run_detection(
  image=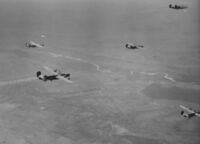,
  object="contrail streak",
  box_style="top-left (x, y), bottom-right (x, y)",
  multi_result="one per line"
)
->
top-left (140, 71), bottom-right (175, 82)
top-left (163, 73), bottom-right (175, 82)
top-left (48, 52), bottom-right (114, 74)
top-left (0, 77), bottom-right (37, 86)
